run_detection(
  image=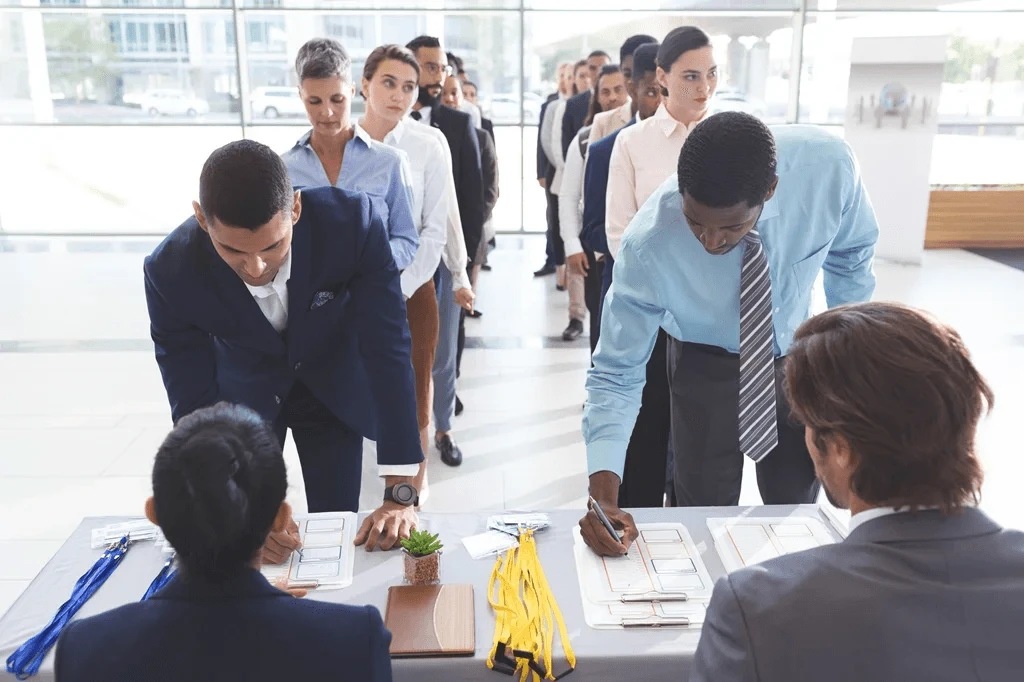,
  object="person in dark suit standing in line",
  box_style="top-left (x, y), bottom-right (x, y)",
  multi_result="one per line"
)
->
top-left (693, 303), bottom-right (1024, 682)
top-left (560, 50), bottom-right (611, 160)
top-left (405, 35), bottom-right (484, 468)
top-left (143, 140), bottom-right (421, 552)
top-left (534, 62), bottom-right (572, 278)
top-left (55, 403), bottom-right (395, 682)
